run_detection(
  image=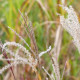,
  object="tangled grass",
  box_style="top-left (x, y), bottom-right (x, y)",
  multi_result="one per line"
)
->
top-left (0, 4), bottom-right (80, 80)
